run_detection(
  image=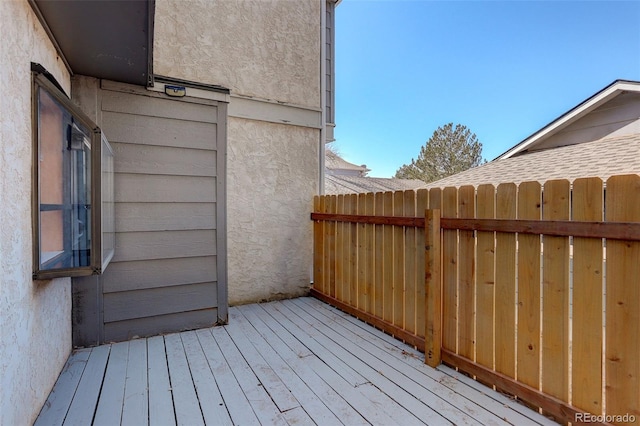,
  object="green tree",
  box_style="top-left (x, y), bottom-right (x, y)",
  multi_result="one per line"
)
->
top-left (395, 123), bottom-right (484, 183)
